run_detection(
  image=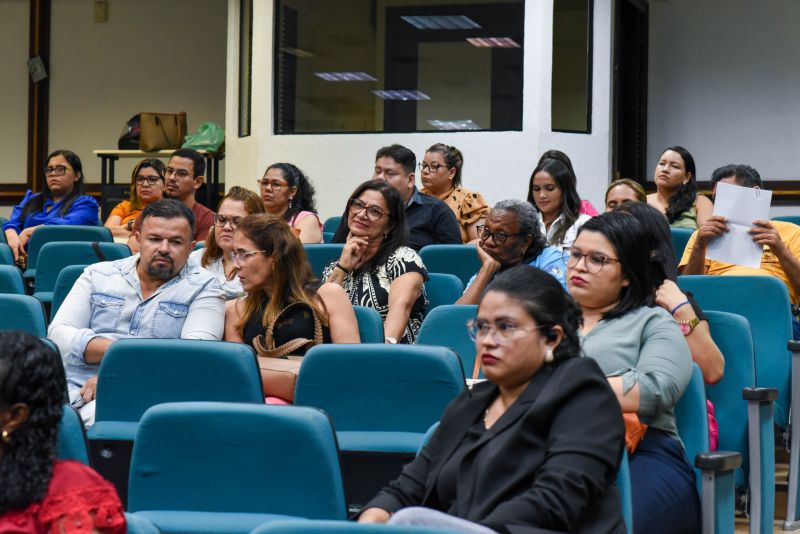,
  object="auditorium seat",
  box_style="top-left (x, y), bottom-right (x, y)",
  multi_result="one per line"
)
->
top-left (0, 294), bottom-right (47, 336)
top-left (424, 273), bottom-right (463, 316)
top-left (0, 264), bottom-right (25, 294)
top-left (57, 404), bottom-right (90, 465)
top-left (0, 243), bottom-right (14, 265)
top-left (353, 305), bottom-right (383, 343)
top-left (50, 264), bottom-right (89, 320)
top-left (304, 243), bottom-right (345, 278)
top-left (23, 225), bottom-right (113, 280)
top-left (419, 244), bottom-right (481, 287)
top-left (416, 305), bottom-right (478, 378)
